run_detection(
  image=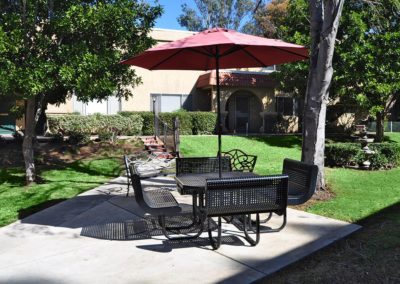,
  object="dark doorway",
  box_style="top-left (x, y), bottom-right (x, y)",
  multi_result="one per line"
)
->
top-left (235, 96), bottom-right (250, 132)
top-left (226, 91), bottom-right (262, 133)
